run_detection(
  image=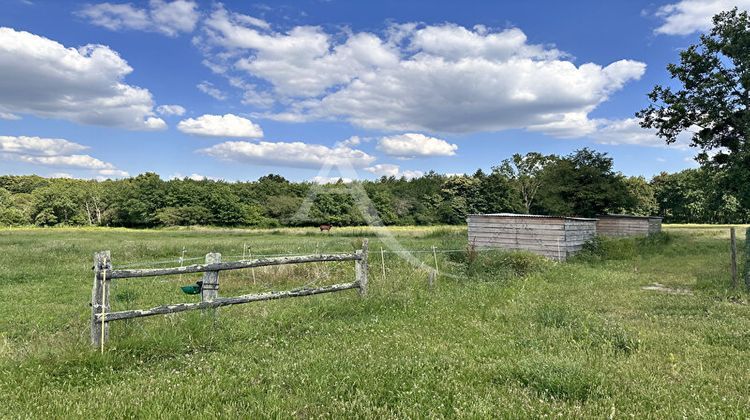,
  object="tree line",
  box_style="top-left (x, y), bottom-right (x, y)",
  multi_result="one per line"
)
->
top-left (1, 148), bottom-right (746, 228)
